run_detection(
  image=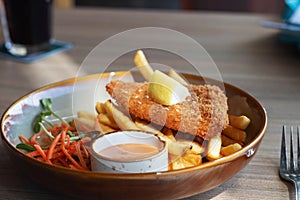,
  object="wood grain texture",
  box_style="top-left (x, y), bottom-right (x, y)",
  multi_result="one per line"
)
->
top-left (0, 7), bottom-right (300, 200)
